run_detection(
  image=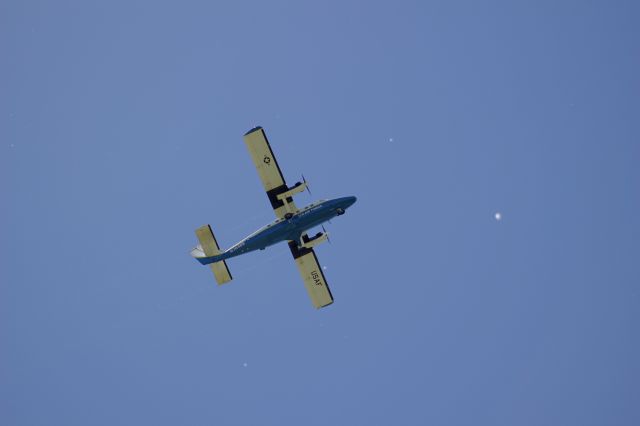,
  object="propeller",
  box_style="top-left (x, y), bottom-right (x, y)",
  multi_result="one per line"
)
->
top-left (322, 225), bottom-right (331, 244)
top-left (302, 174), bottom-right (312, 195)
